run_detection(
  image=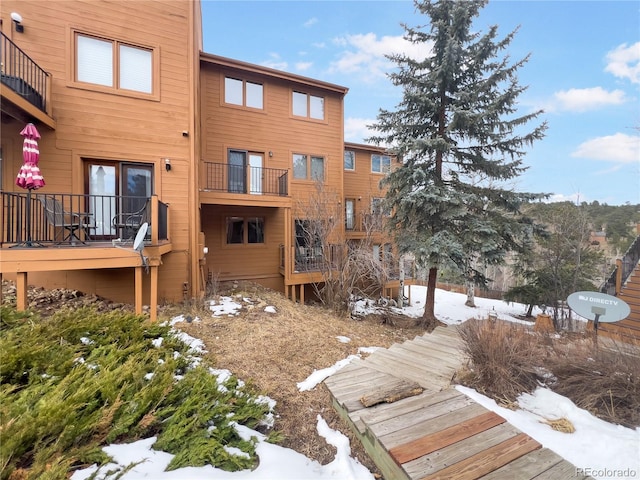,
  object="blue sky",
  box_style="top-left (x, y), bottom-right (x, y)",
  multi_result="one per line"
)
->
top-left (201, 1), bottom-right (640, 206)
